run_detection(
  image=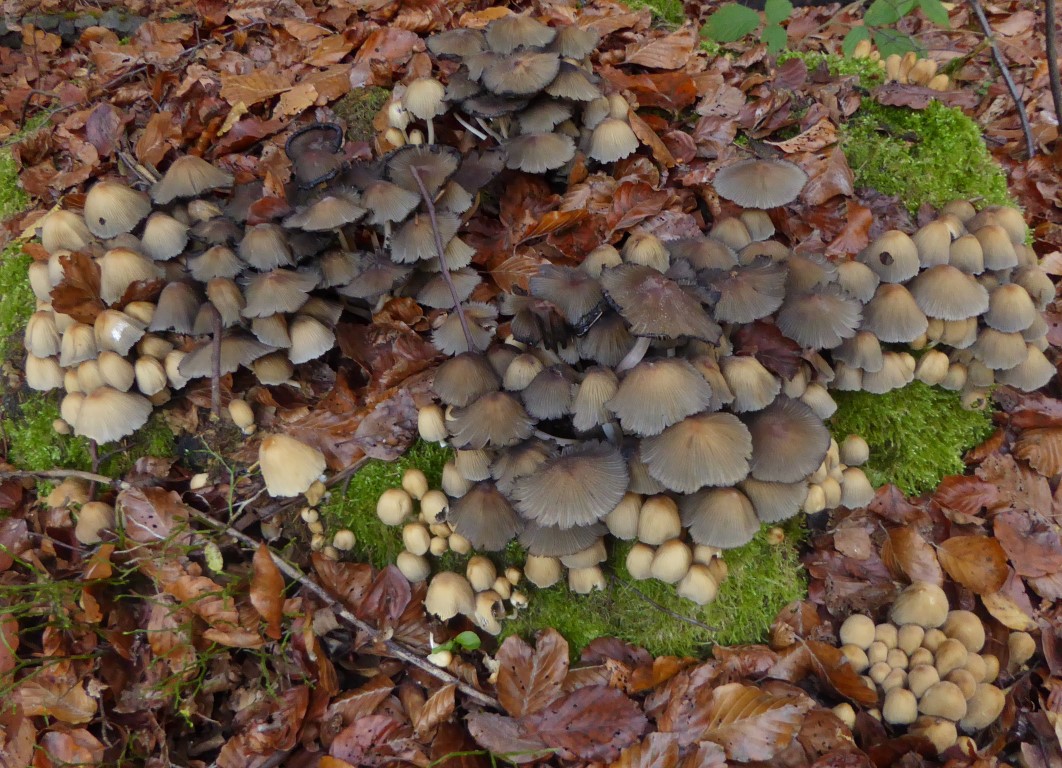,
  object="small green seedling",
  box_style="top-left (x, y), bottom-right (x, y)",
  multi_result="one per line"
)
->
top-left (431, 630), bottom-right (482, 654)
